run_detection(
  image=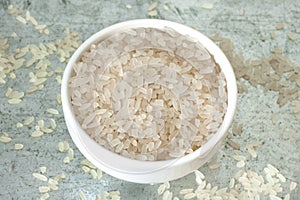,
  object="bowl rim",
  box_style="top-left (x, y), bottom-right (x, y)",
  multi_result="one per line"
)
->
top-left (61, 19), bottom-right (237, 175)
